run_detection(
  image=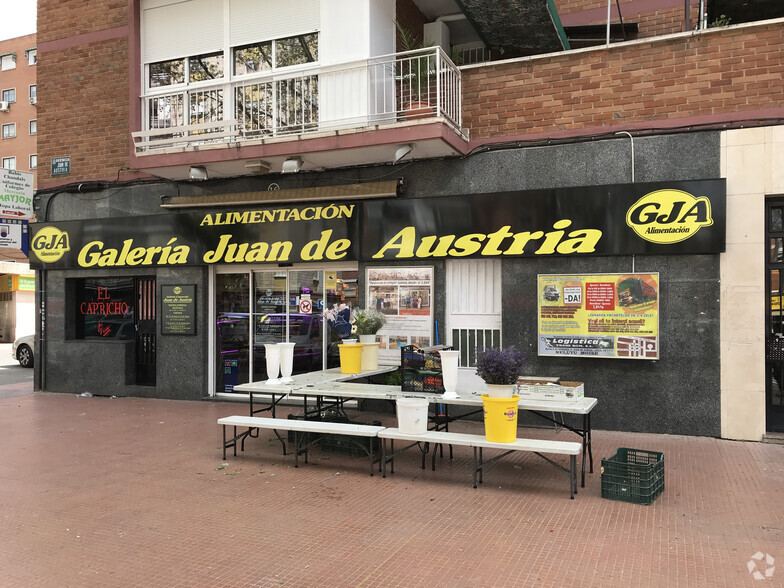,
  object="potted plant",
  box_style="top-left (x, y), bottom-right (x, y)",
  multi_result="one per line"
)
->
top-left (394, 21), bottom-right (436, 118)
top-left (475, 346), bottom-right (524, 398)
top-left (352, 308), bottom-right (388, 370)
